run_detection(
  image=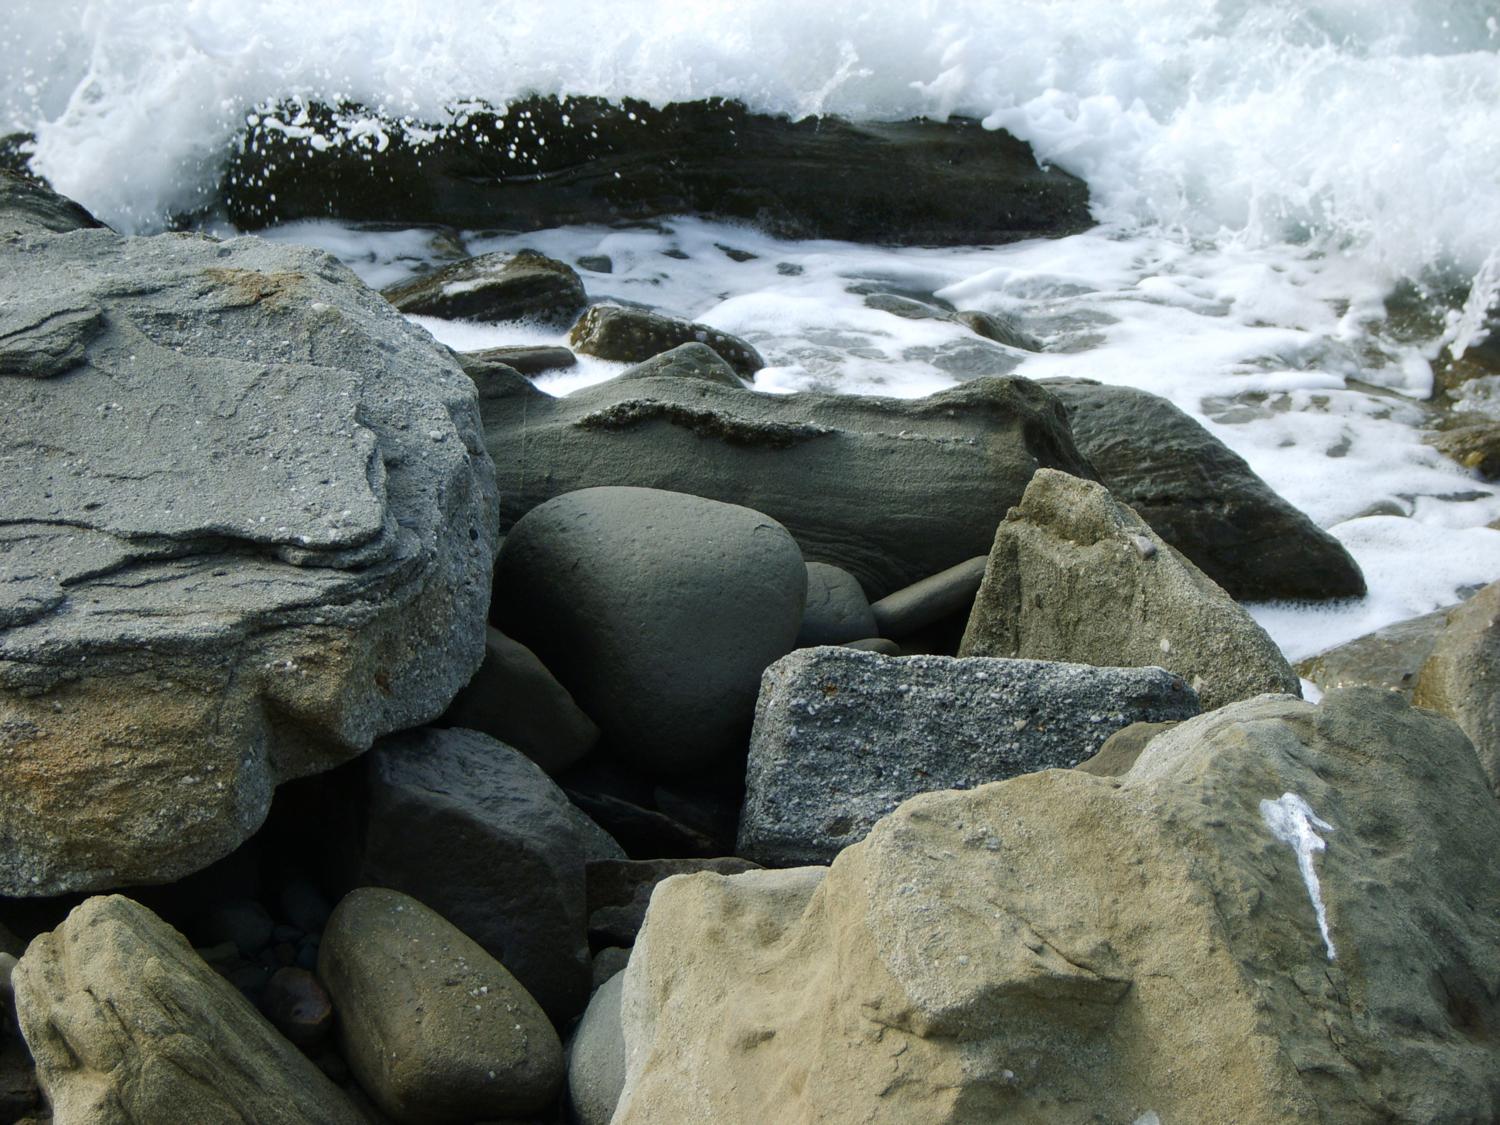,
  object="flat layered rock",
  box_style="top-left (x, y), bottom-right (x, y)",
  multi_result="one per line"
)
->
top-left (0, 178), bottom-right (498, 895)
